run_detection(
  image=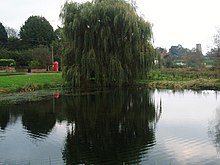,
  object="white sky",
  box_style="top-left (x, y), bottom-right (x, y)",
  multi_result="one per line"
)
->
top-left (0, 0), bottom-right (220, 54)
